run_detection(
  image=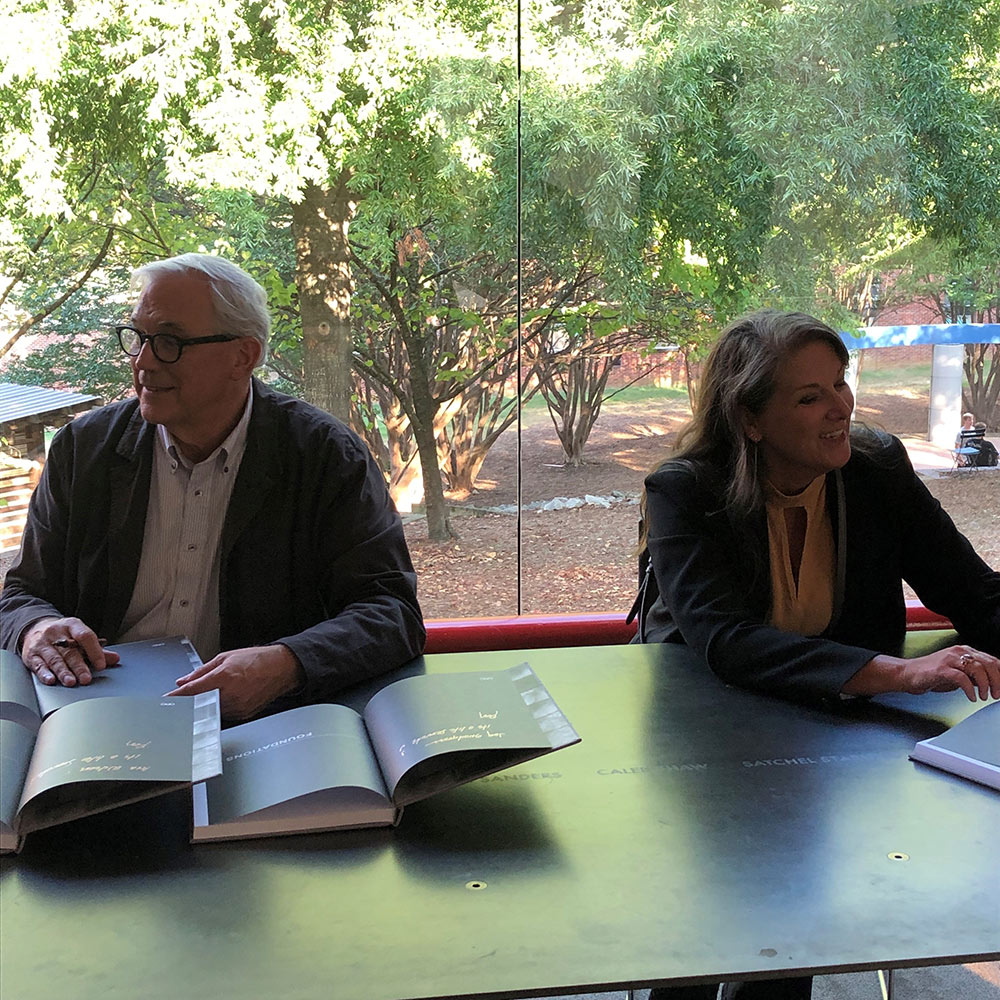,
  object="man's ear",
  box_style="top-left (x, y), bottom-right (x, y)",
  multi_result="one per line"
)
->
top-left (233, 337), bottom-right (262, 377)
